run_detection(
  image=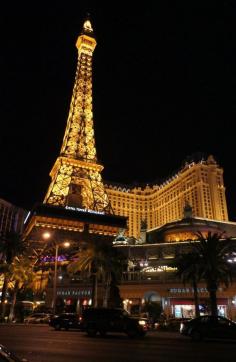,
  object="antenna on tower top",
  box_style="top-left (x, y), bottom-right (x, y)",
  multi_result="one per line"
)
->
top-left (82, 13), bottom-right (94, 35)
